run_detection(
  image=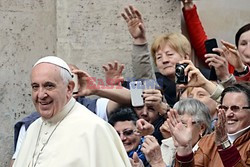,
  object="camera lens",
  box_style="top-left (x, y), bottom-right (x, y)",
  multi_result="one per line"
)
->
top-left (176, 66), bottom-right (184, 75)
